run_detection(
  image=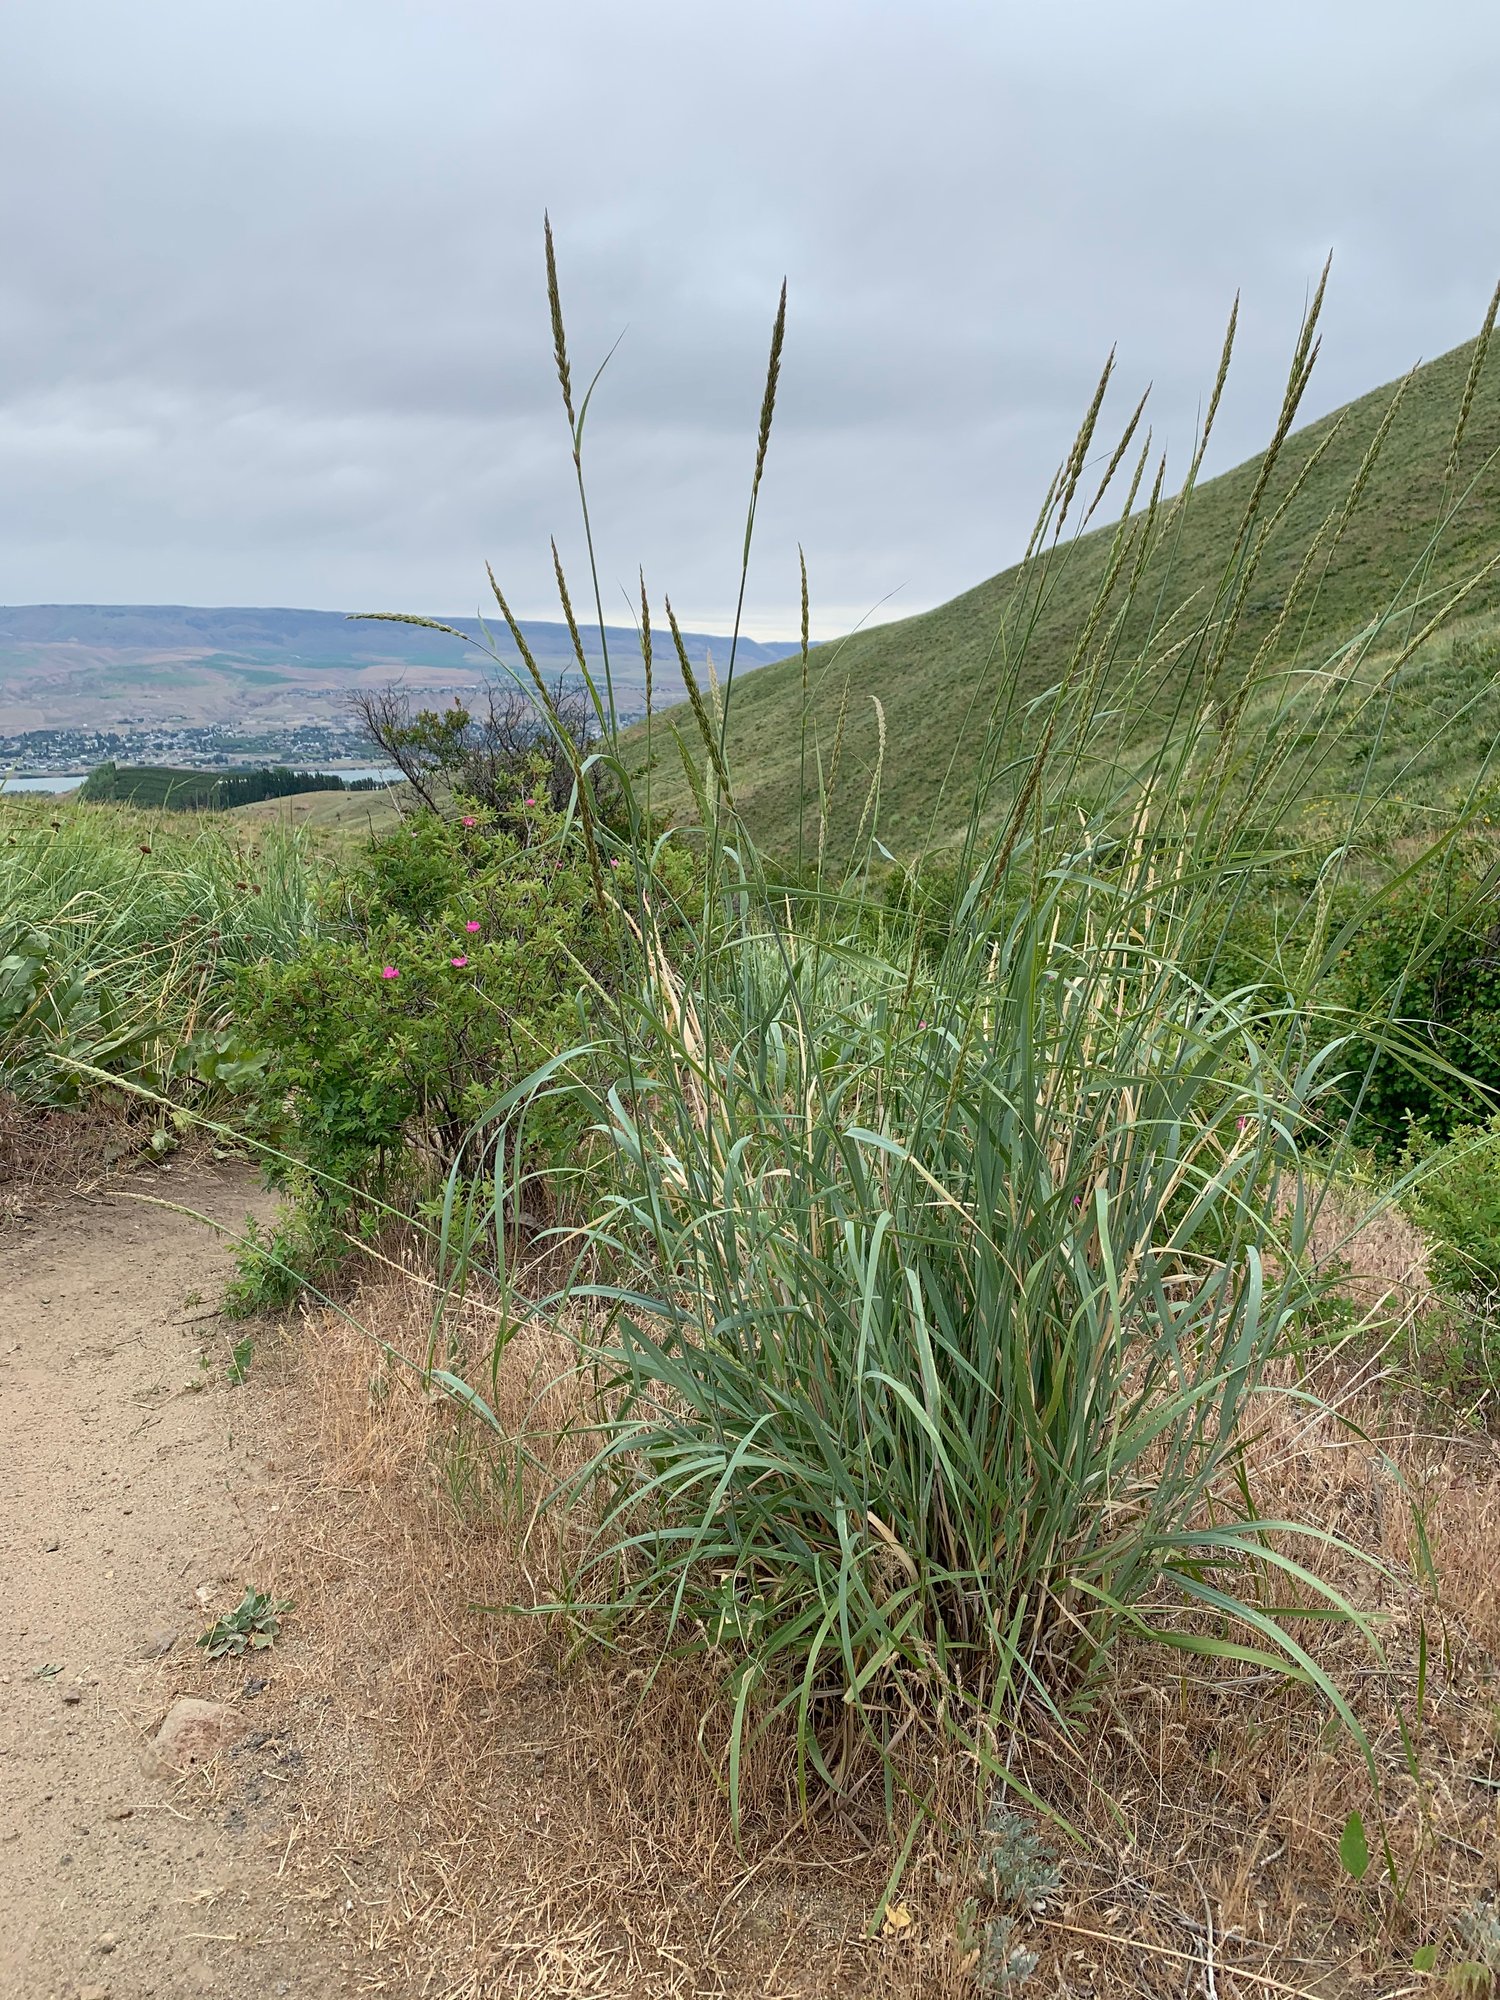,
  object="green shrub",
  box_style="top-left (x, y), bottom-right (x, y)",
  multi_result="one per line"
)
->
top-left (1402, 1112), bottom-right (1500, 1293)
top-left (223, 1203), bottom-right (346, 1319)
top-left (1334, 867), bottom-right (1500, 1149)
top-left (1401, 1296), bottom-right (1500, 1416)
top-left (1173, 825), bottom-right (1500, 1158)
top-left (879, 856), bottom-right (966, 962)
top-left (235, 804), bottom-right (612, 1209)
top-left (350, 681), bottom-right (603, 820)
